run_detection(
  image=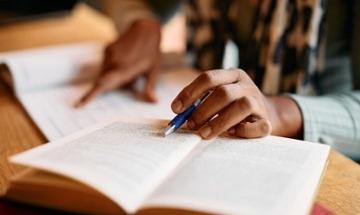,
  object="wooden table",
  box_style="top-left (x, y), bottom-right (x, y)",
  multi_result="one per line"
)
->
top-left (0, 4), bottom-right (116, 52)
top-left (1, 4), bottom-right (360, 215)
